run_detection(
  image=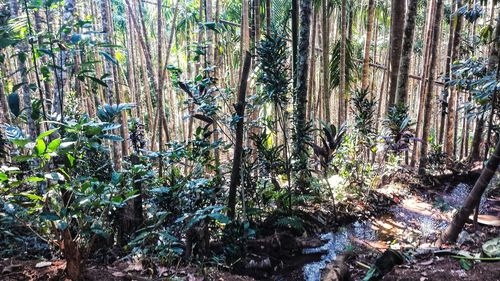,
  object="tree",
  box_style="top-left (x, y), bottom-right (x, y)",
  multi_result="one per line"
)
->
top-left (395, 0), bottom-right (418, 105)
top-left (322, 0), bottom-right (330, 123)
top-left (293, 0), bottom-right (313, 186)
top-left (419, 0), bottom-right (443, 174)
top-left (228, 52), bottom-right (252, 219)
top-left (387, 0), bottom-right (406, 108)
top-left (338, 0), bottom-right (347, 125)
top-left (361, 0), bottom-right (375, 91)
top-left (445, 0), bottom-right (463, 160)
